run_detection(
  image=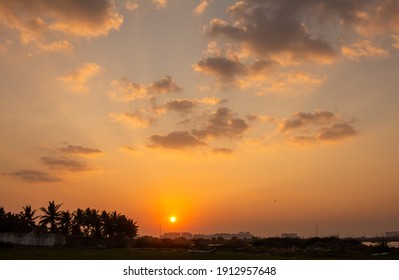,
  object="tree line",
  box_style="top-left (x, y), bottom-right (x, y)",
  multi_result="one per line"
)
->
top-left (0, 201), bottom-right (138, 239)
